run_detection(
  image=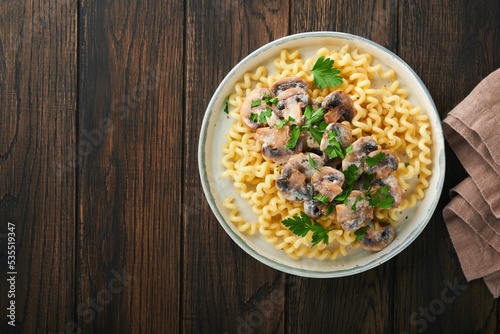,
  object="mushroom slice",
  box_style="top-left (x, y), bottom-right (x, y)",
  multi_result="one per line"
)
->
top-left (360, 222), bottom-right (395, 251)
top-left (364, 150), bottom-right (399, 179)
top-left (276, 88), bottom-right (311, 125)
top-left (276, 166), bottom-right (314, 202)
top-left (240, 88), bottom-right (279, 130)
top-left (311, 167), bottom-right (345, 202)
top-left (304, 199), bottom-right (327, 219)
top-left (270, 76), bottom-right (309, 96)
top-left (342, 137), bottom-right (378, 179)
top-left (371, 174), bottom-right (403, 209)
top-left (255, 126), bottom-right (303, 164)
top-left (286, 152), bottom-right (323, 181)
top-left (321, 91), bottom-right (355, 123)
top-left (336, 190), bottom-right (373, 232)
top-left (320, 123), bottom-right (353, 151)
